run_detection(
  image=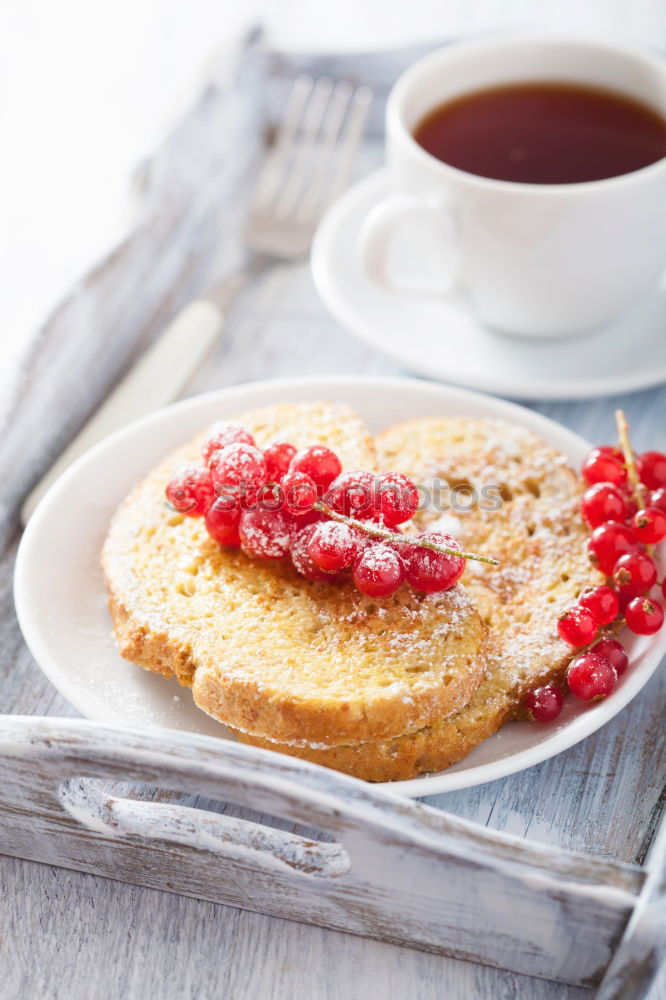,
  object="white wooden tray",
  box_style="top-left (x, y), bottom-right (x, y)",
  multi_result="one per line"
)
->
top-left (0, 716), bottom-right (663, 997)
